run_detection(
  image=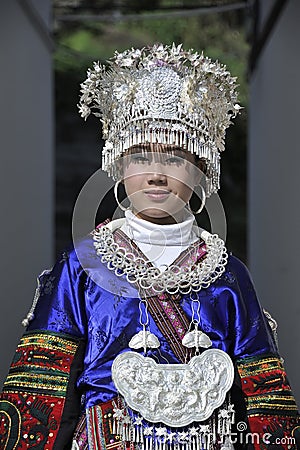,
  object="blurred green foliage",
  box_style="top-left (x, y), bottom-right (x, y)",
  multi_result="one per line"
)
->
top-left (54, 10), bottom-right (249, 104)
